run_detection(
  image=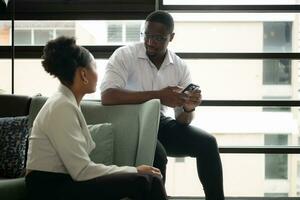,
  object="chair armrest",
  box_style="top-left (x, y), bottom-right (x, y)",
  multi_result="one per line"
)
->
top-left (135, 99), bottom-right (160, 166)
